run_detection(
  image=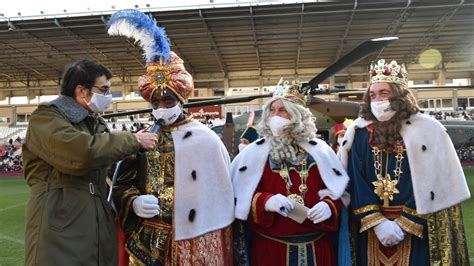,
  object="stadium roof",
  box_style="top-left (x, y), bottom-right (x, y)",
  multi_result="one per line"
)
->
top-left (0, 0), bottom-right (473, 91)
